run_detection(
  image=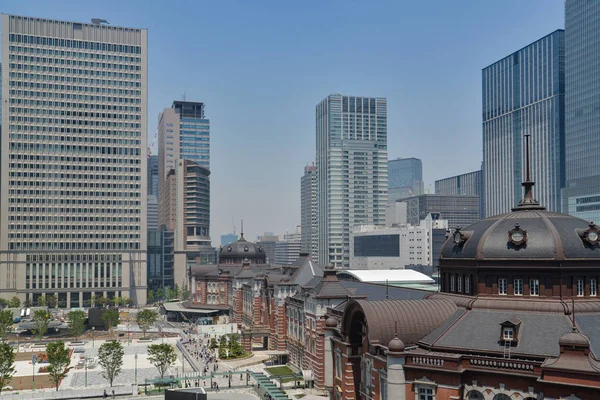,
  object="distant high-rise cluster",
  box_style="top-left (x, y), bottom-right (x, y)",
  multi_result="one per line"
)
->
top-left (388, 157), bottom-right (424, 202)
top-left (300, 164), bottom-right (318, 257)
